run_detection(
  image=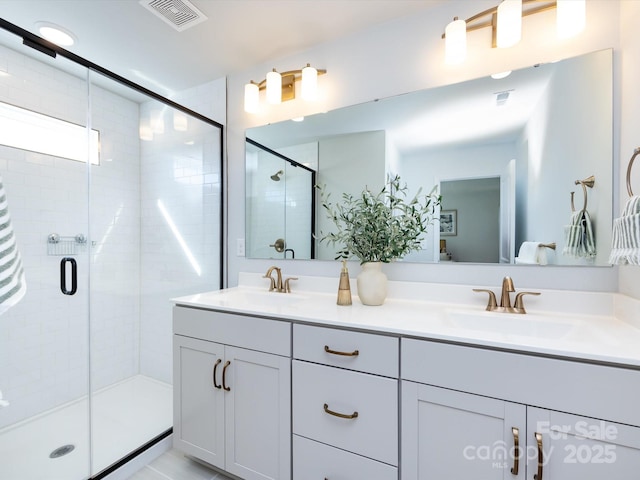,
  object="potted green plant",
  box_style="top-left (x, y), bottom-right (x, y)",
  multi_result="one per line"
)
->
top-left (317, 174), bottom-right (441, 305)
